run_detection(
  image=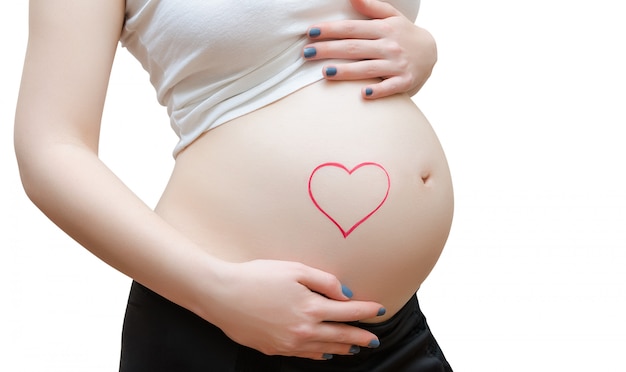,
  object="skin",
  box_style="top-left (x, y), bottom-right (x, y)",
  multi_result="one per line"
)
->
top-left (14, 0), bottom-right (436, 361)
